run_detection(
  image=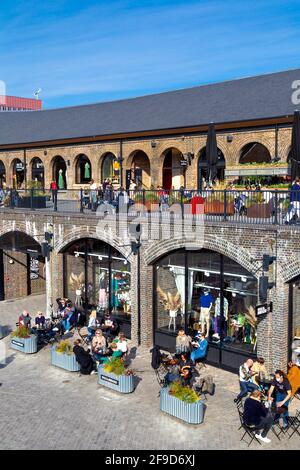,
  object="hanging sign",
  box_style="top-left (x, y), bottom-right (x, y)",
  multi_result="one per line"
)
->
top-left (255, 303), bottom-right (272, 317)
top-left (30, 257), bottom-right (39, 280)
